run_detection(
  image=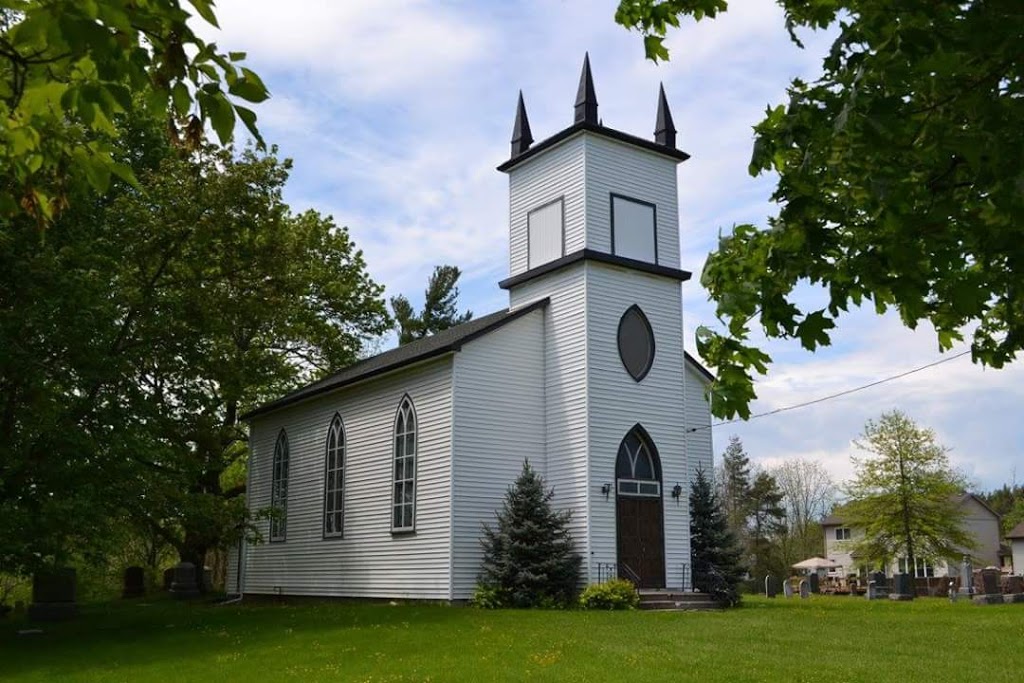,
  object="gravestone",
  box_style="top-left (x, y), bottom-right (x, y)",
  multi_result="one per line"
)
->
top-left (783, 578), bottom-right (794, 598)
top-left (972, 567), bottom-right (1003, 605)
top-left (808, 573), bottom-right (820, 594)
top-left (957, 557), bottom-right (974, 596)
top-left (765, 575), bottom-right (777, 598)
top-left (866, 572), bottom-right (888, 600)
top-left (889, 573), bottom-right (914, 601)
top-left (163, 567), bottom-right (175, 591)
top-left (169, 562), bottom-right (201, 600)
top-left (203, 566), bottom-right (214, 592)
top-left (799, 579), bottom-right (810, 599)
top-left (123, 566), bottom-right (145, 598)
top-left (1002, 575), bottom-right (1024, 603)
top-left (28, 567), bottom-right (78, 621)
